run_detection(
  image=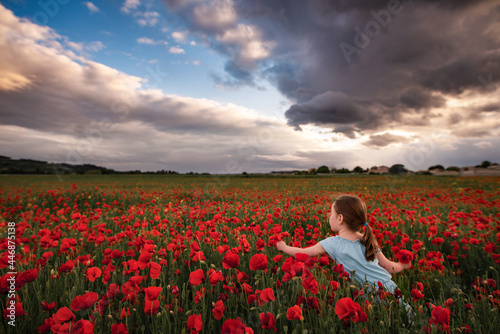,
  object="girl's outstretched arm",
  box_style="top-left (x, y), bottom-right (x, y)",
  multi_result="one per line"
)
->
top-left (276, 241), bottom-right (325, 257)
top-left (377, 251), bottom-right (411, 274)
